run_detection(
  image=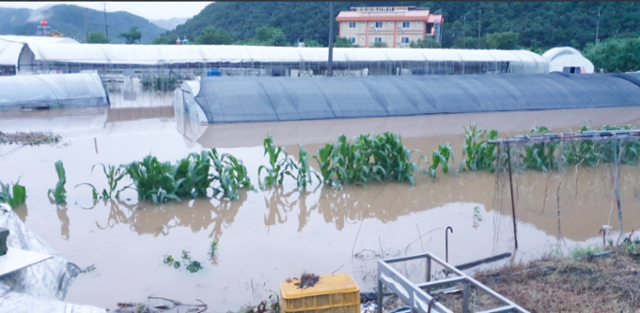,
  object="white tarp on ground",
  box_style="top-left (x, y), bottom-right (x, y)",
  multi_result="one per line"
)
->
top-left (0, 73), bottom-right (108, 111)
top-left (21, 42), bottom-right (549, 73)
top-left (0, 35), bottom-right (79, 67)
top-left (543, 47), bottom-right (594, 74)
top-left (0, 204), bottom-right (105, 313)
